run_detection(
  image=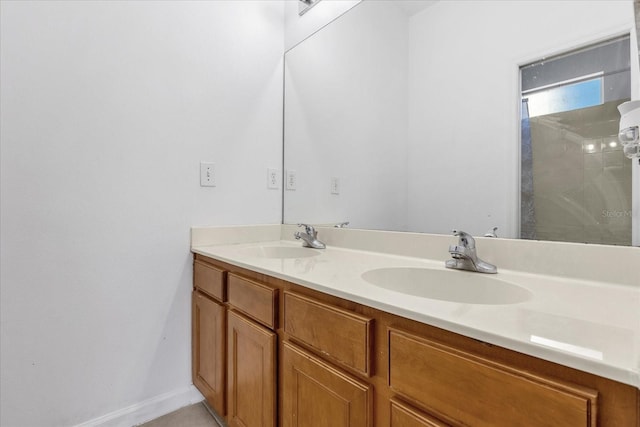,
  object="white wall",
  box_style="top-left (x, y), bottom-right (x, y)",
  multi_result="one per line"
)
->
top-left (407, 0), bottom-right (636, 237)
top-left (0, 1), bottom-right (283, 426)
top-left (283, 1), bottom-right (409, 230)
